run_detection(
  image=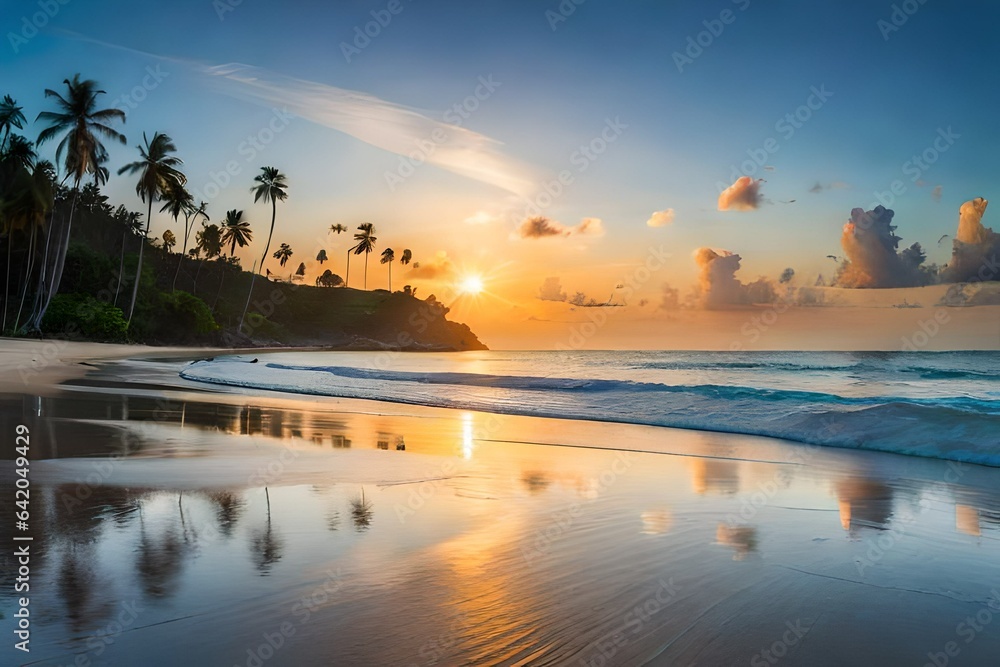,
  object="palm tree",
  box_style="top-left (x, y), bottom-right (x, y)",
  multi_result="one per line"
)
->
top-left (170, 196), bottom-right (208, 291)
top-left (220, 209), bottom-right (252, 256)
top-left (273, 243), bottom-right (292, 267)
top-left (241, 167), bottom-right (287, 330)
top-left (400, 248), bottom-right (412, 267)
top-left (112, 207), bottom-right (143, 307)
top-left (159, 183), bottom-right (189, 288)
top-left (31, 75), bottom-right (126, 329)
top-left (116, 132), bottom-right (185, 327)
top-left (0, 95), bottom-right (26, 152)
top-left (352, 223), bottom-right (377, 290)
top-left (316, 249), bottom-right (327, 264)
top-left (192, 221), bottom-right (221, 294)
top-left (1, 155), bottom-right (51, 332)
top-left (329, 223), bottom-right (347, 235)
top-left (380, 247), bottom-right (395, 292)
top-left (161, 229), bottom-right (176, 253)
